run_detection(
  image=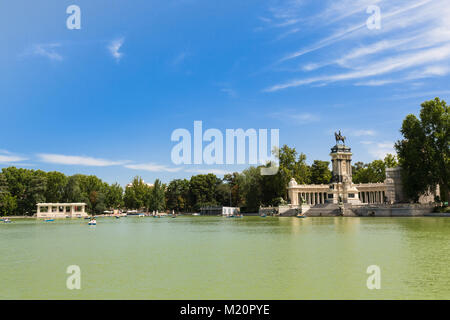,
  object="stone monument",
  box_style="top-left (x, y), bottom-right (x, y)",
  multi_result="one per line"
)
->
top-left (328, 131), bottom-right (361, 204)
